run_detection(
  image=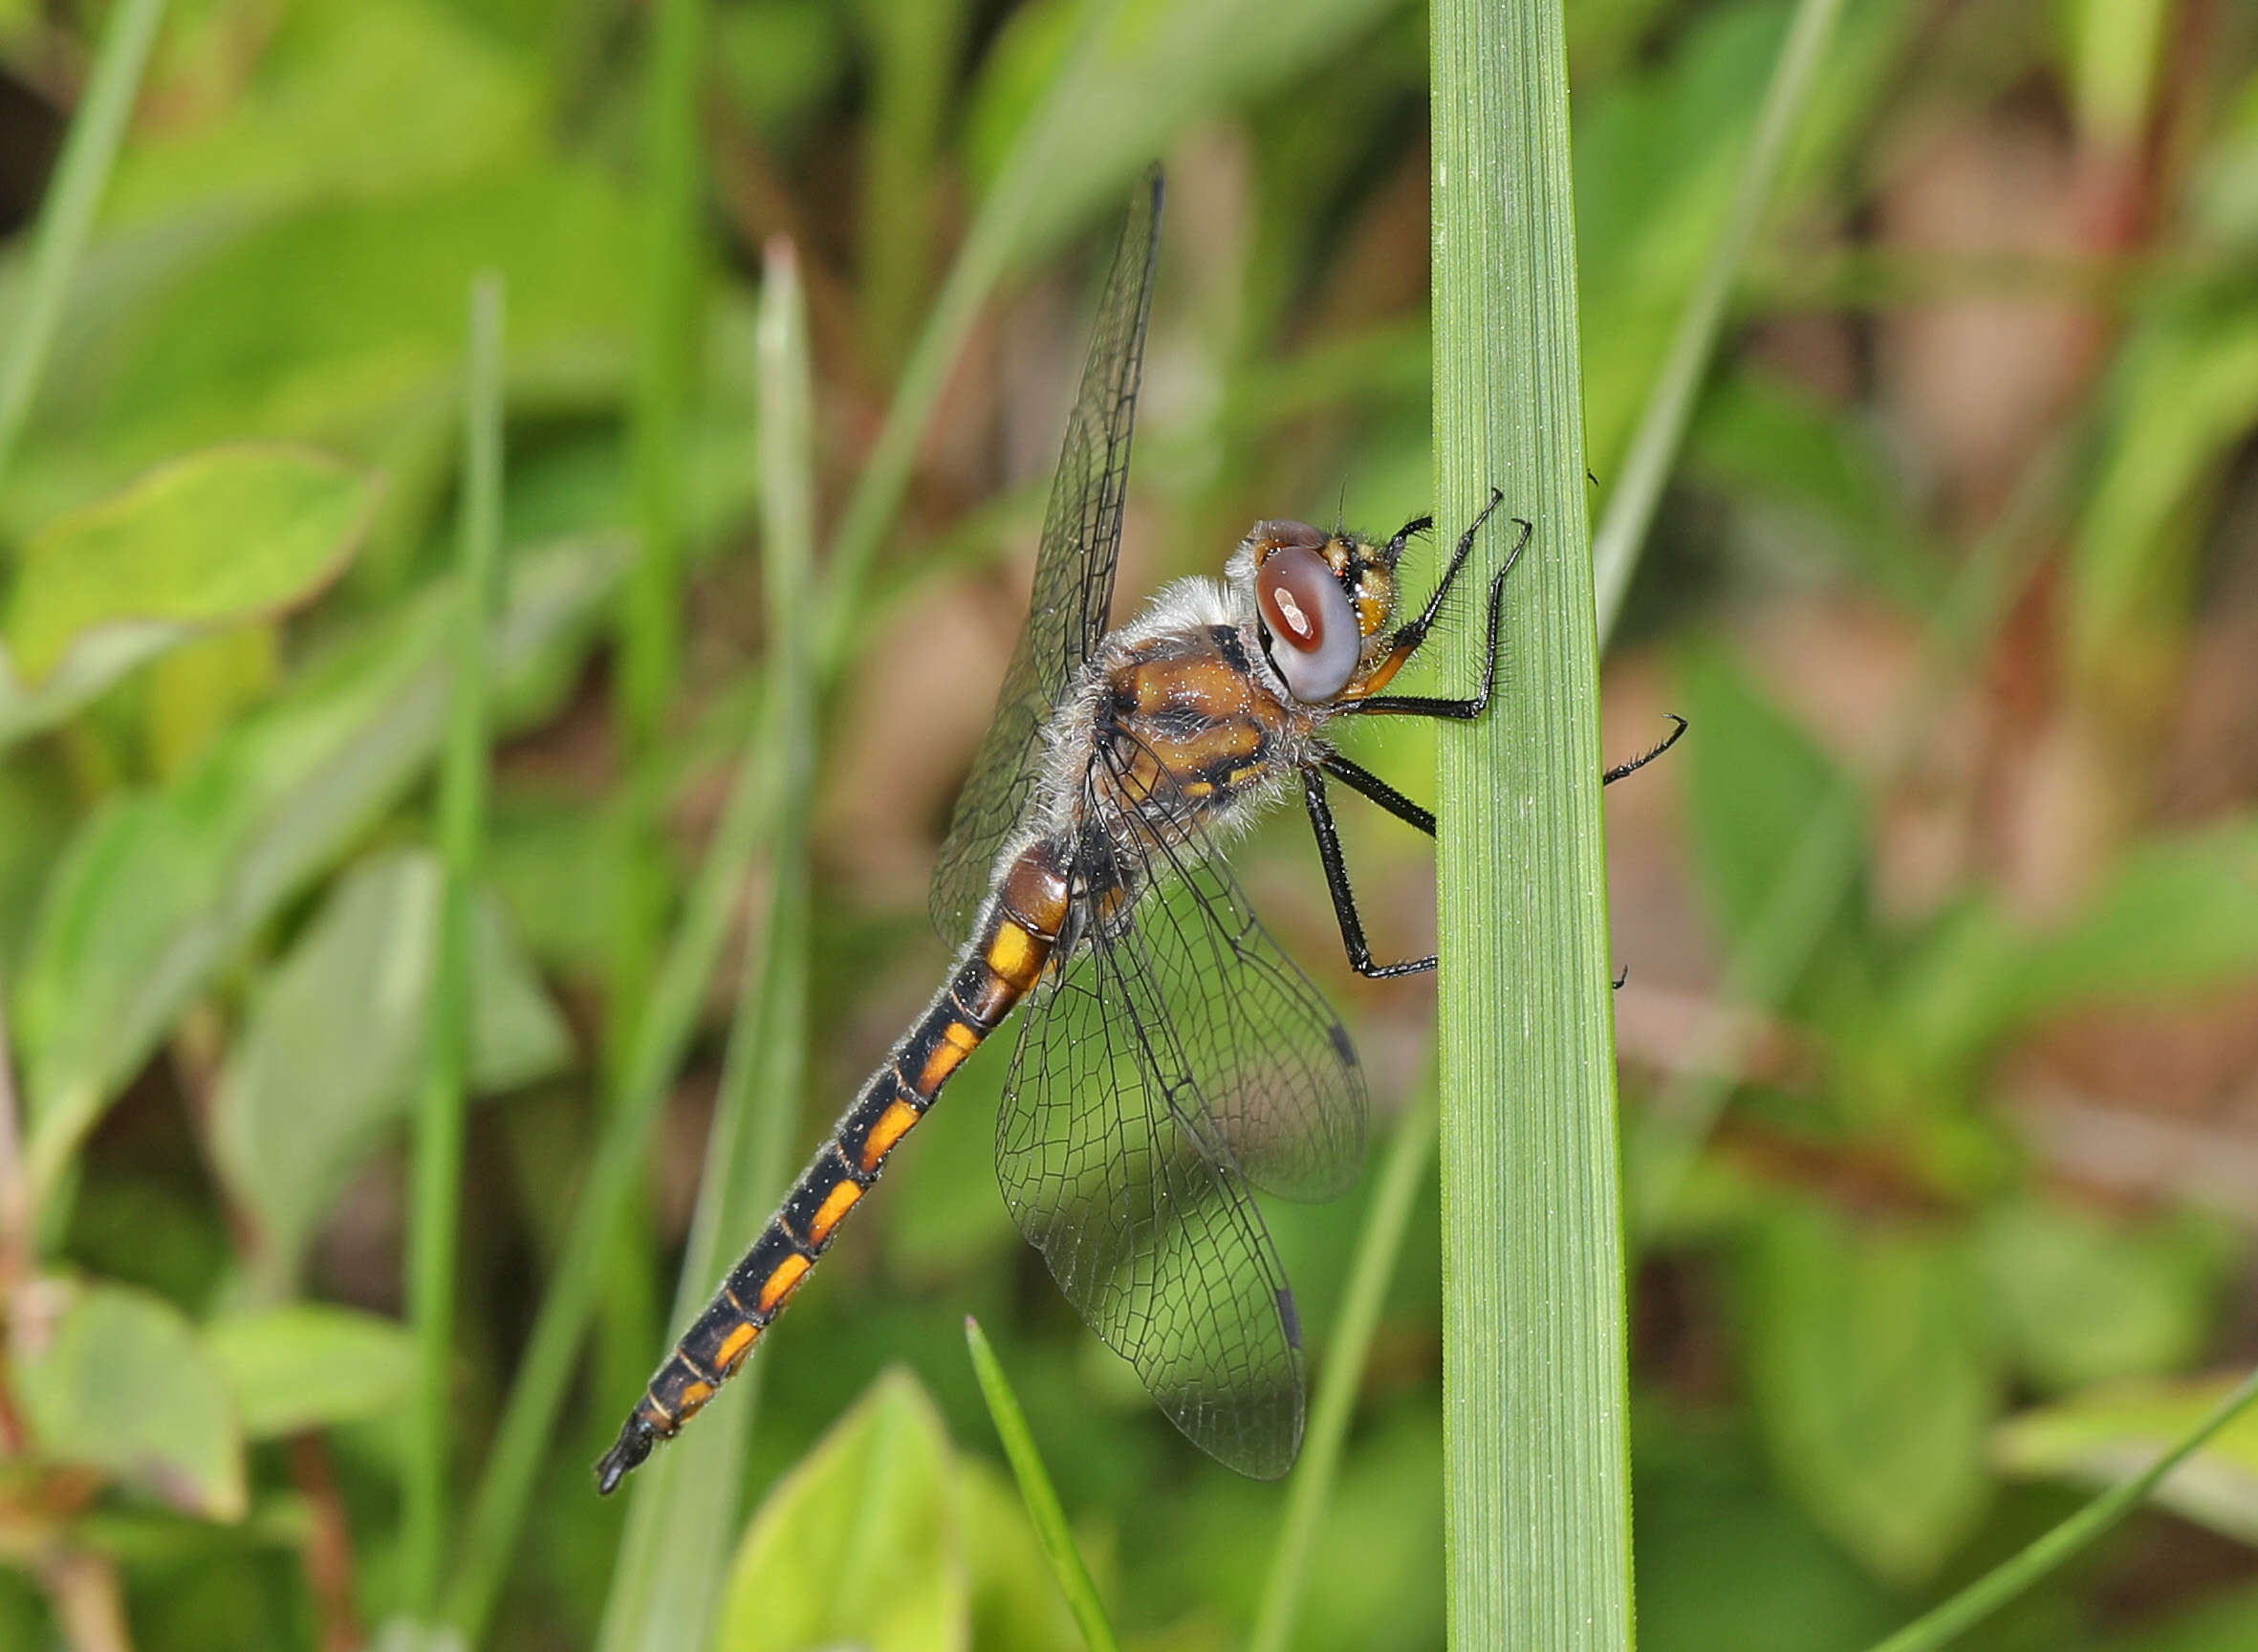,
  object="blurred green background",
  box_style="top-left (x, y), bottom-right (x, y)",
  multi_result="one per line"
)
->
top-left (2, 0), bottom-right (2258, 1647)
